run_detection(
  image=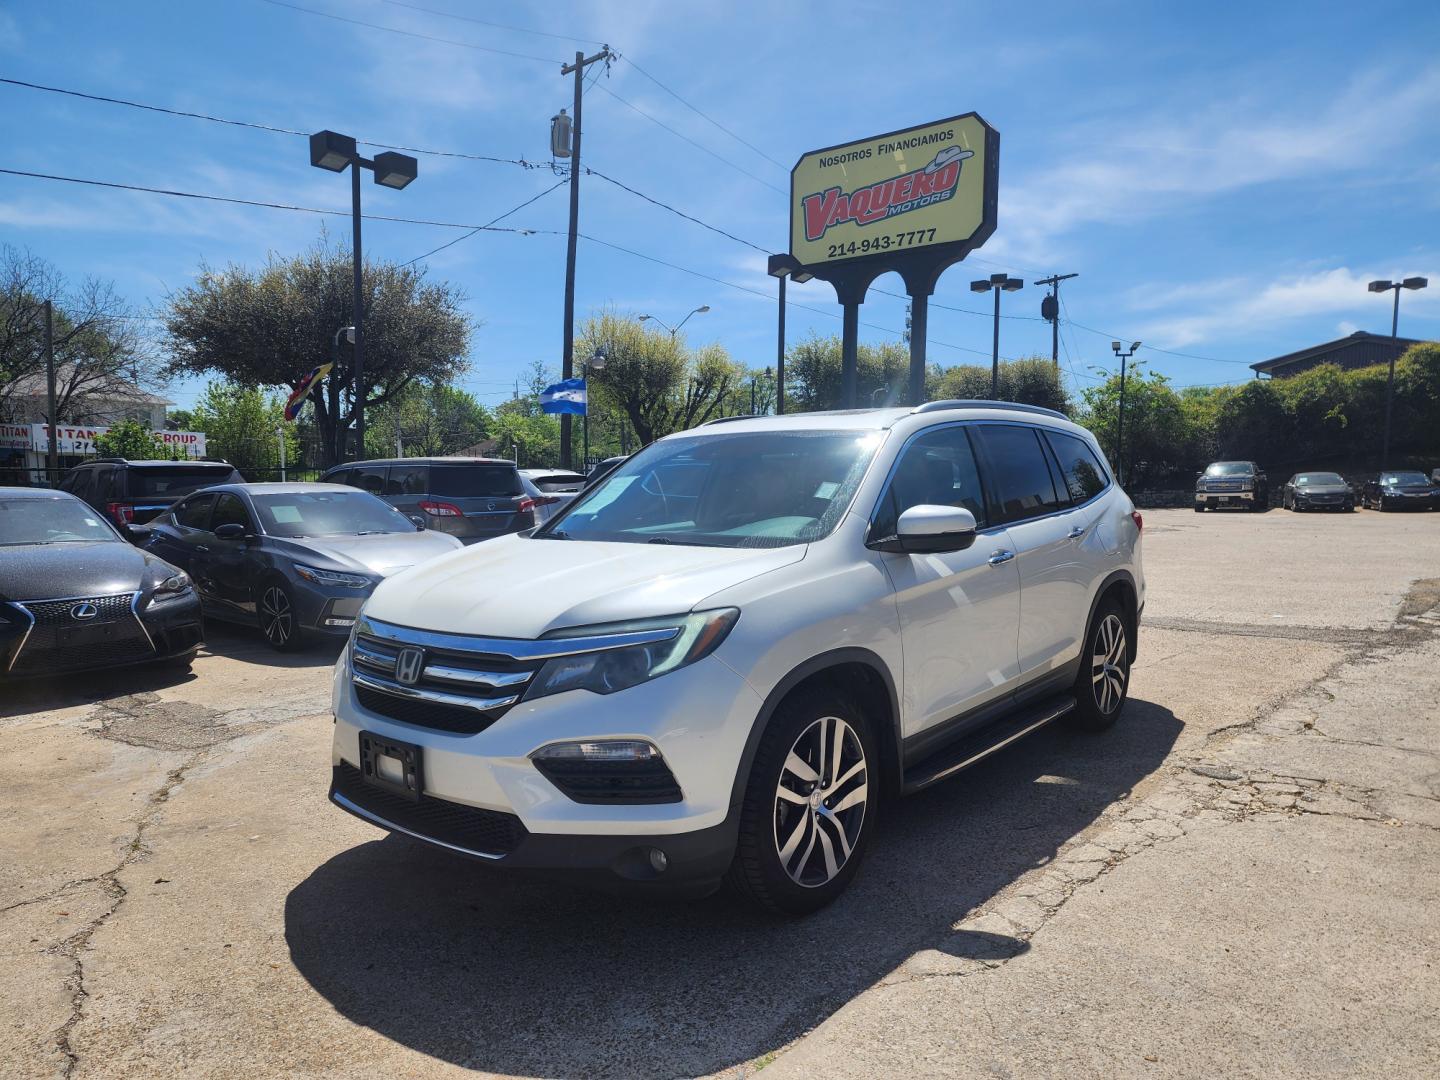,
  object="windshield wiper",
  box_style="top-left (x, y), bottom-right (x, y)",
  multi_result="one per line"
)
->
top-left (542, 529), bottom-right (572, 540)
top-left (355, 530), bottom-right (391, 535)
